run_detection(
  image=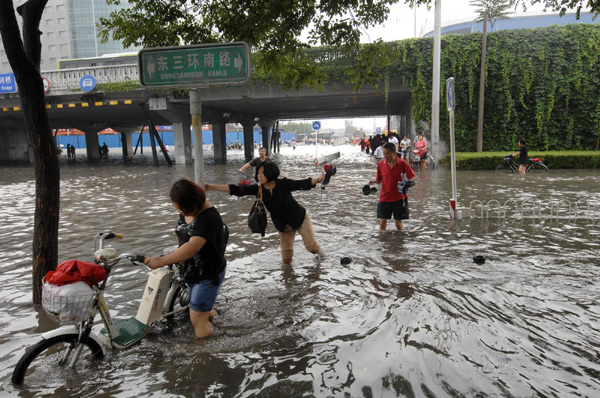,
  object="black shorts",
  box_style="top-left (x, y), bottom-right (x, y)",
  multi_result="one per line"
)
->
top-left (377, 199), bottom-right (409, 220)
